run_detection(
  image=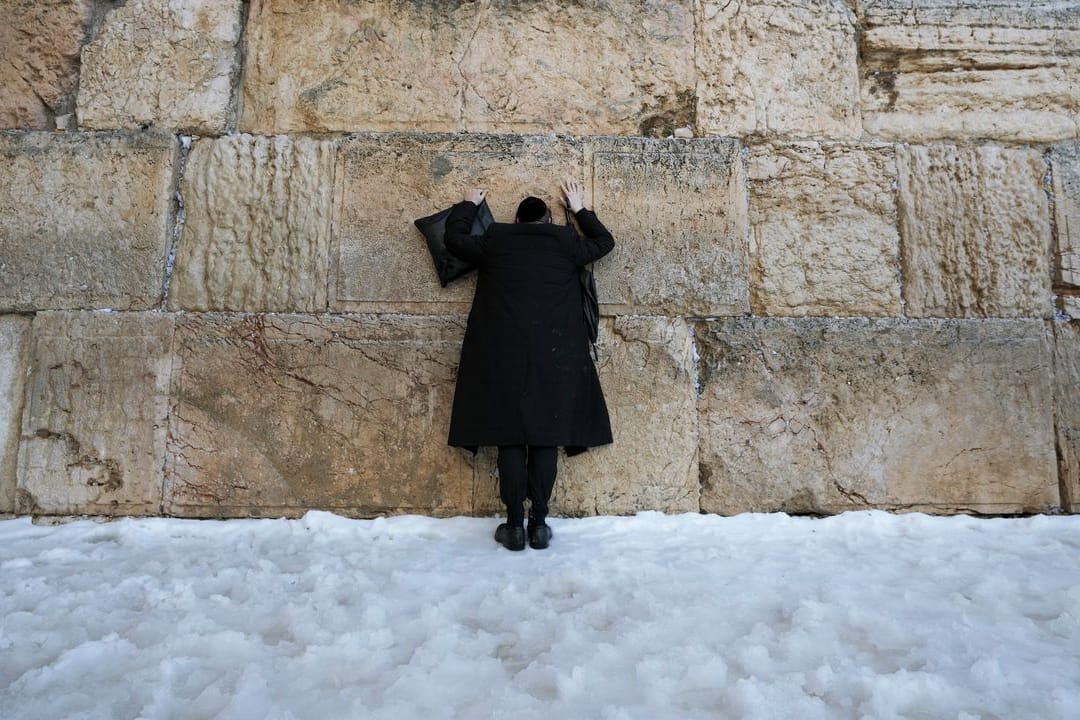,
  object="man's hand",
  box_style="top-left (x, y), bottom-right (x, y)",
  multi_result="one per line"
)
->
top-left (561, 178), bottom-right (586, 213)
top-left (464, 188), bottom-right (487, 206)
